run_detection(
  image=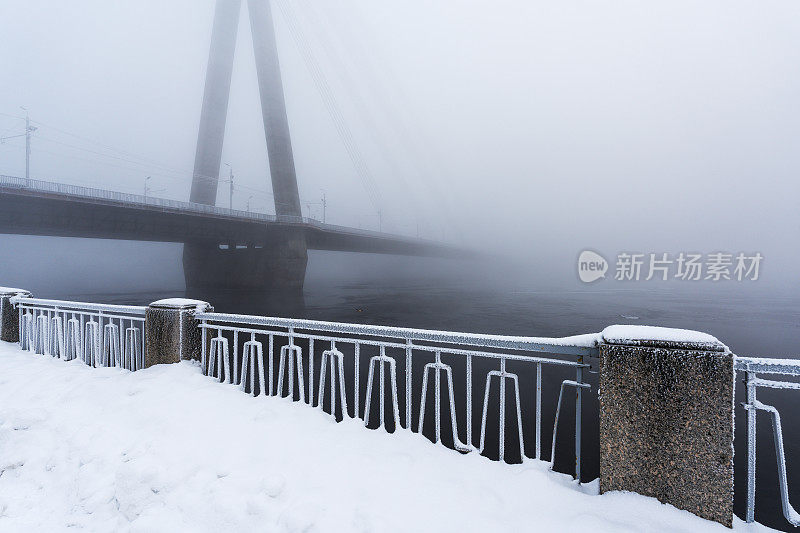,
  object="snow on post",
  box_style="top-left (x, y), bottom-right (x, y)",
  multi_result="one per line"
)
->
top-left (598, 325), bottom-right (734, 527)
top-left (144, 298), bottom-right (213, 367)
top-left (0, 286), bottom-right (32, 342)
